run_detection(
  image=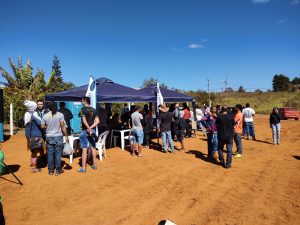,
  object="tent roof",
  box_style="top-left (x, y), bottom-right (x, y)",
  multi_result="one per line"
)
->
top-left (45, 77), bottom-right (152, 103)
top-left (138, 85), bottom-right (194, 102)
